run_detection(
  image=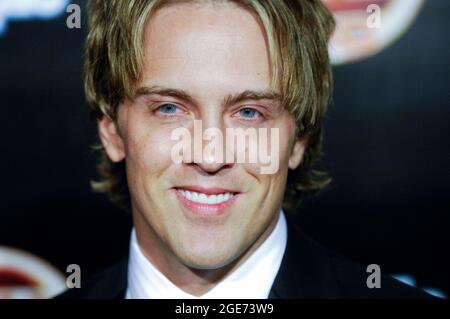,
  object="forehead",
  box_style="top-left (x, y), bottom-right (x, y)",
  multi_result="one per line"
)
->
top-left (140, 1), bottom-right (272, 94)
